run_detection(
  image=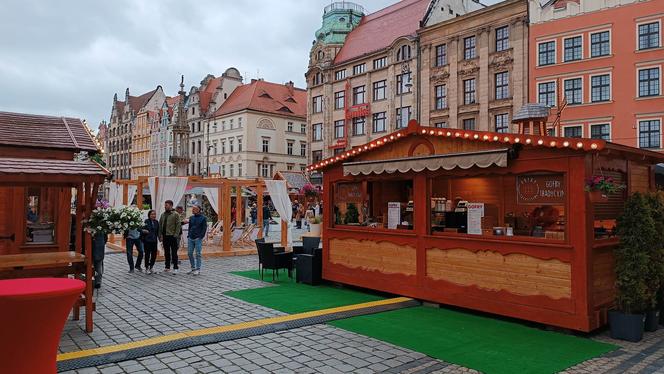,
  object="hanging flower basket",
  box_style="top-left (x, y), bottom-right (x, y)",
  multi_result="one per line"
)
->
top-left (585, 175), bottom-right (625, 203)
top-left (300, 183), bottom-right (319, 200)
